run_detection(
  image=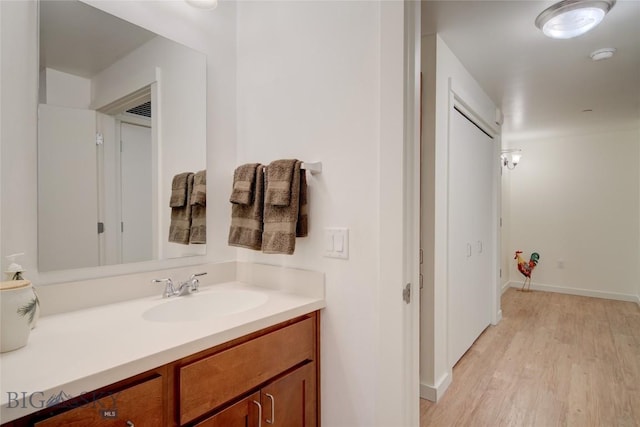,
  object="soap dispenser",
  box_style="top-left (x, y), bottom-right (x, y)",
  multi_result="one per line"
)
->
top-left (5, 252), bottom-right (26, 280)
top-left (4, 253), bottom-right (40, 329)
